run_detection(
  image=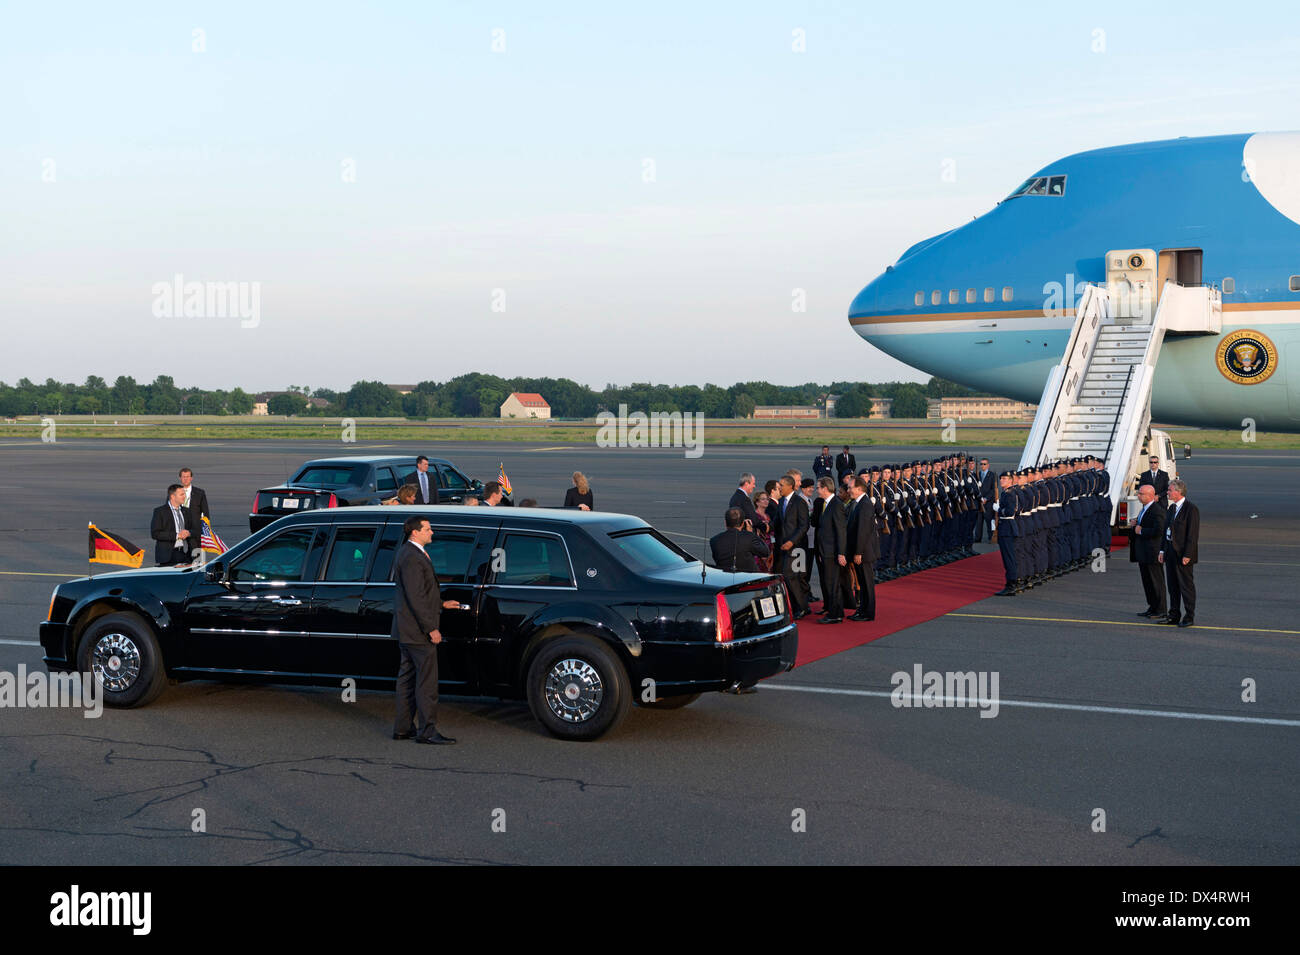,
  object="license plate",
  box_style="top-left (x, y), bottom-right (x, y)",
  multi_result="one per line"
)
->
top-left (280, 497), bottom-right (299, 509)
top-left (758, 596), bottom-right (776, 619)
